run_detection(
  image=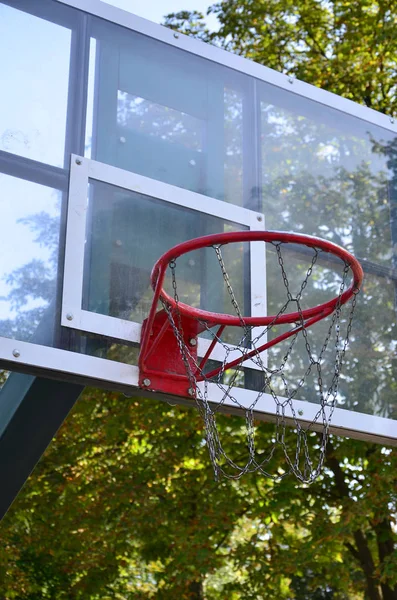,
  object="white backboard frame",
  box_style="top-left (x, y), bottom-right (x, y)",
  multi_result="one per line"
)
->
top-left (2, 333), bottom-right (397, 446)
top-left (61, 155), bottom-right (267, 368)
